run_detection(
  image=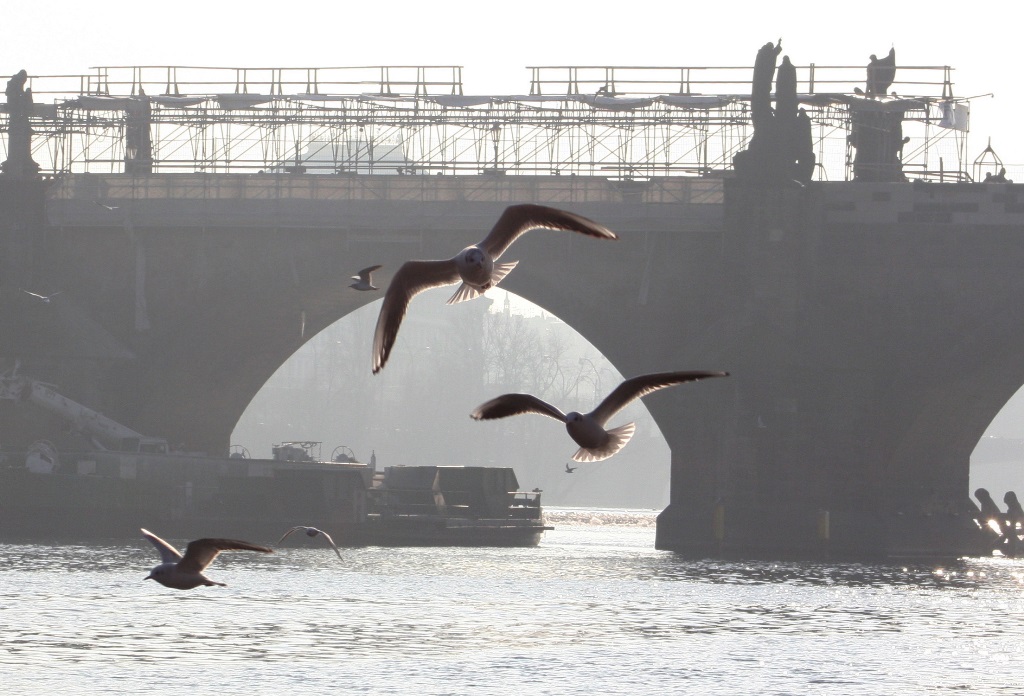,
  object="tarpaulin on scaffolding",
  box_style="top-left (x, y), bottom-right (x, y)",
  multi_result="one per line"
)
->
top-left (938, 101), bottom-right (969, 131)
top-left (658, 95), bottom-right (734, 108)
top-left (427, 95), bottom-right (495, 107)
top-left (150, 95), bottom-right (207, 108)
top-left (64, 95), bottom-right (137, 111)
top-left (215, 94), bottom-right (272, 110)
top-left (576, 95), bottom-right (655, 110)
